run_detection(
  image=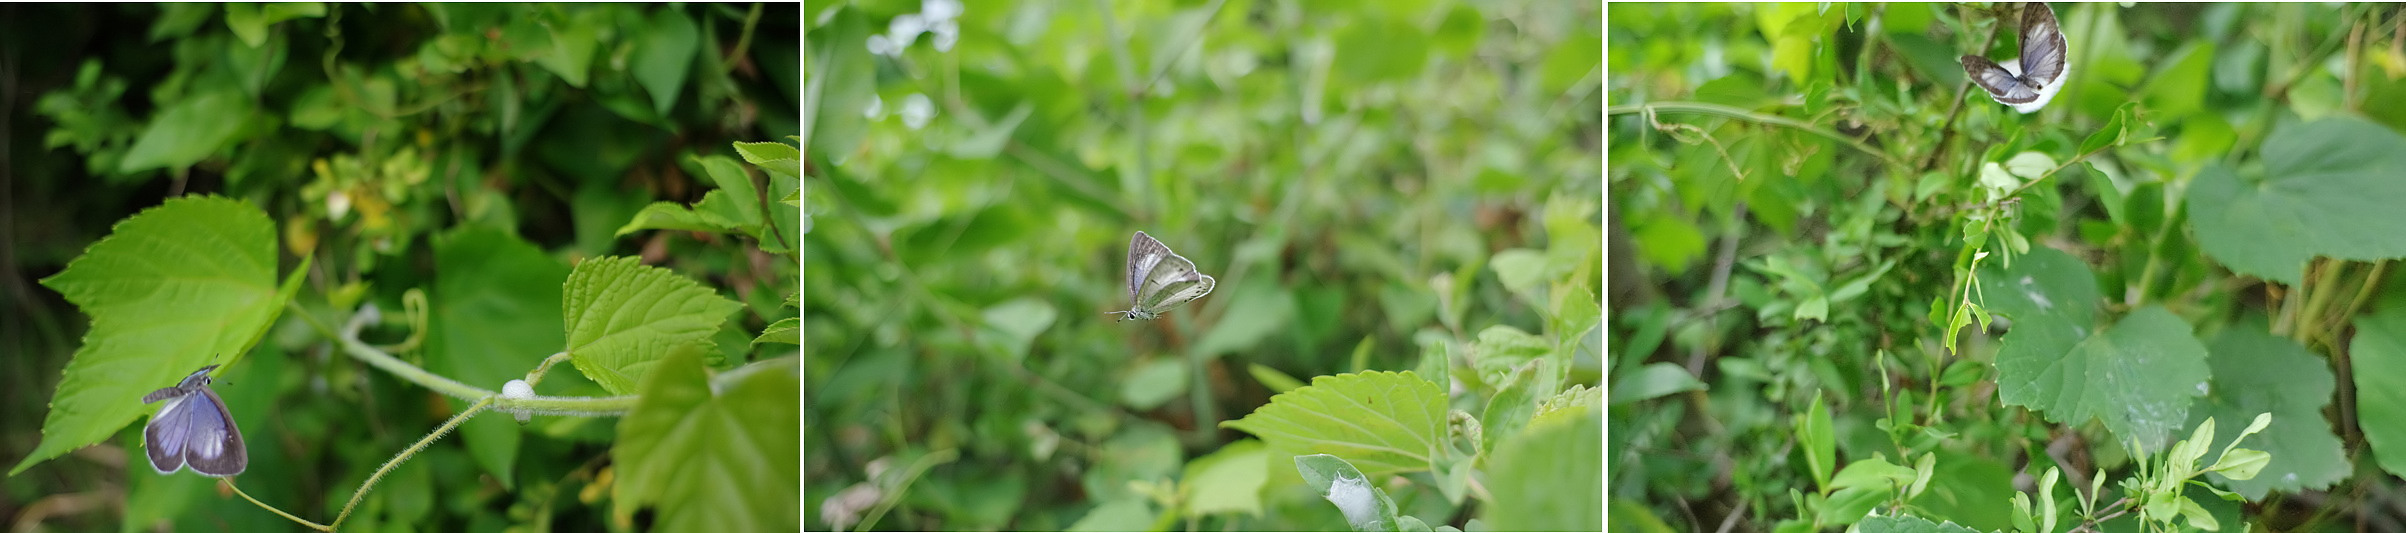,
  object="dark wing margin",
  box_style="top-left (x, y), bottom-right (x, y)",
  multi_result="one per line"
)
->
top-left (2015, 2), bottom-right (2067, 87)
